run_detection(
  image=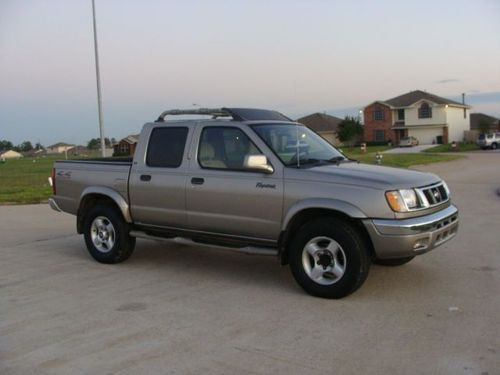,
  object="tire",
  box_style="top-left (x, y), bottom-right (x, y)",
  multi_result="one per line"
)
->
top-left (491, 143), bottom-right (497, 150)
top-left (83, 204), bottom-right (136, 264)
top-left (288, 217), bottom-right (370, 299)
top-left (374, 256), bottom-right (414, 266)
